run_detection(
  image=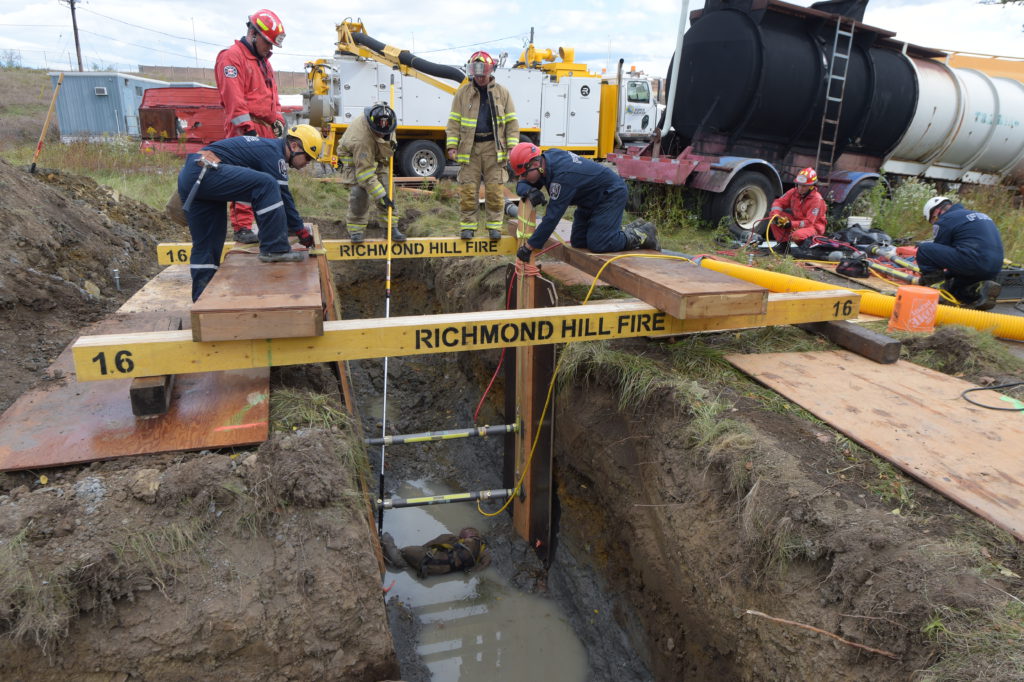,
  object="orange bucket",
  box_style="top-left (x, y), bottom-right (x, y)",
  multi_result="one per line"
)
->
top-left (888, 285), bottom-right (939, 333)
